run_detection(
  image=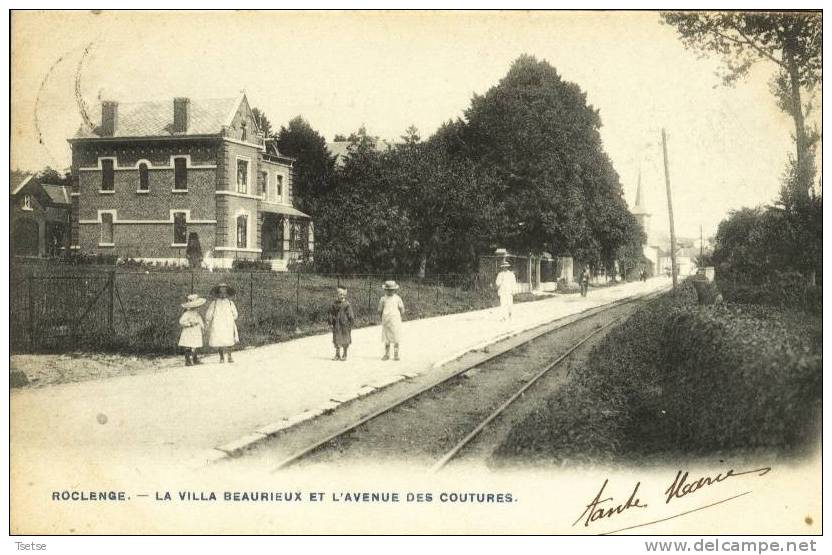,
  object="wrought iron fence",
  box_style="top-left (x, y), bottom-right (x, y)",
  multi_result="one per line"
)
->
top-left (10, 263), bottom-right (492, 355)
